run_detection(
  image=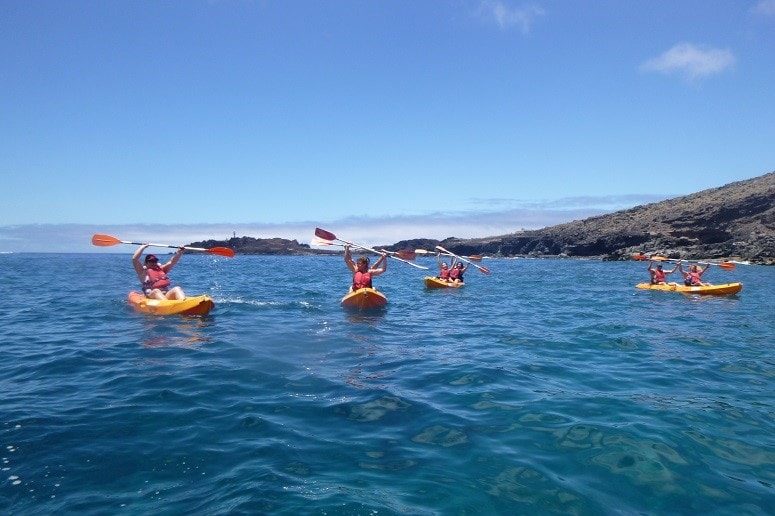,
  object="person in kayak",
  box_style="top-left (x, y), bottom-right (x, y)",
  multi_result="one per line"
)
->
top-left (678, 262), bottom-right (710, 286)
top-left (132, 244), bottom-right (186, 300)
top-left (344, 245), bottom-right (387, 291)
top-left (448, 261), bottom-right (467, 284)
top-left (436, 254), bottom-right (452, 282)
top-left (648, 260), bottom-right (680, 285)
